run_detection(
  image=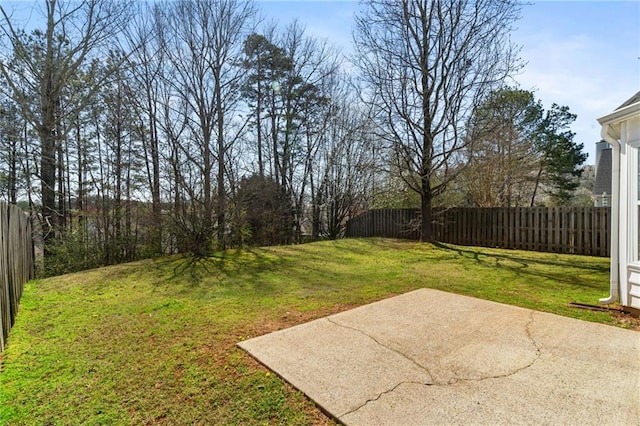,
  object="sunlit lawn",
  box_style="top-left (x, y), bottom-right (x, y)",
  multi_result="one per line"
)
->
top-left (0, 238), bottom-right (627, 424)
